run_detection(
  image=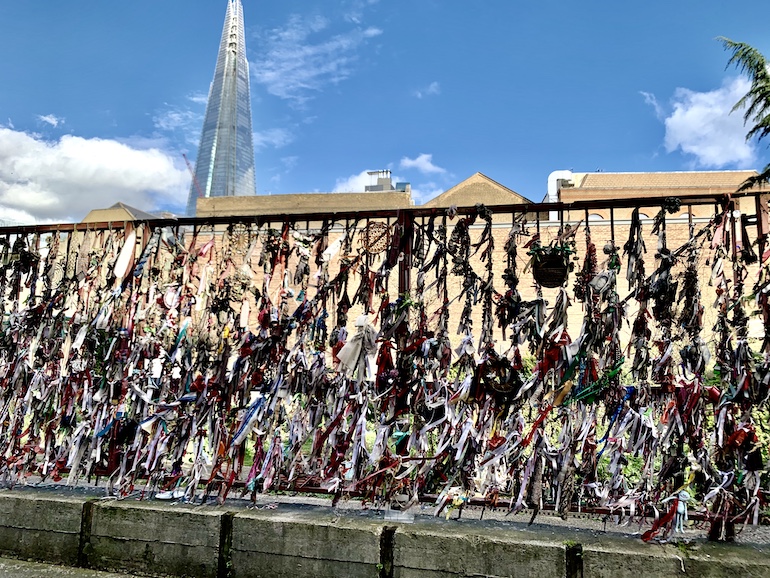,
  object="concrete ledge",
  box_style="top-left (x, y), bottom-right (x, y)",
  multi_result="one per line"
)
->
top-left (2, 490), bottom-right (770, 578)
top-left (87, 501), bottom-right (225, 578)
top-left (231, 509), bottom-right (383, 578)
top-left (0, 492), bottom-right (86, 565)
top-left (393, 521), bottom-right (567, 578)
top-left (582, 538), bottom-right (770, 578)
